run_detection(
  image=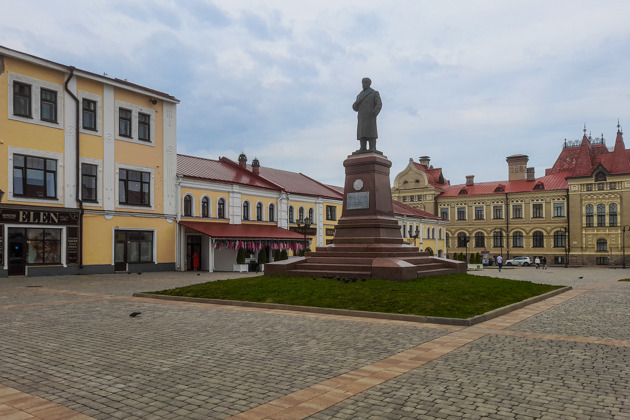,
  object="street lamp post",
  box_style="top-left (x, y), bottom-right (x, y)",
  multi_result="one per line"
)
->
top-left (465, 235), bottom-right (471, 263)
top-left (408, 225), bottom-right (420, 249)
top-left (296, 217), bottom-right (312, 256)
top-left (563, 227), bottom-right (569, 268)
top-left (623, 226), bottom-right (630, 269)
